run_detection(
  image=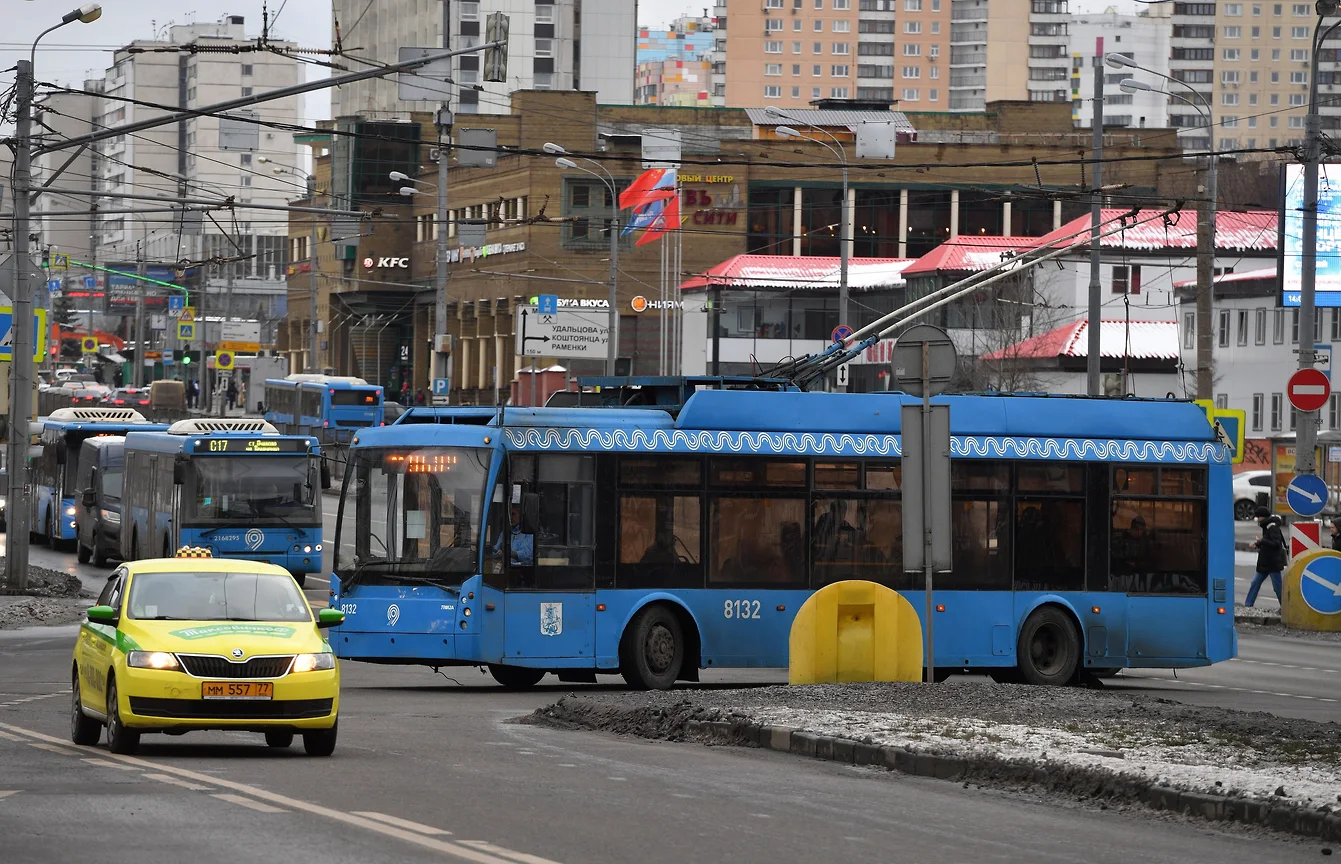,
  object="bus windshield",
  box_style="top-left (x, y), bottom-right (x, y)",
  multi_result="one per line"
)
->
top-left (337, 447), bottom-right (491, 586)
top-left (190, 455), bottom-right (318, 524)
